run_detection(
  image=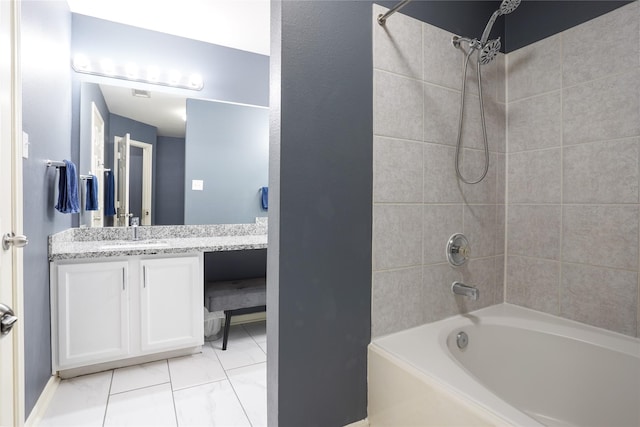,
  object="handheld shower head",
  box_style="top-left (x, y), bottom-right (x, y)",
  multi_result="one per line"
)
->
top-left (480, 0), bottom-right (521, 45)
top-left (499, 0), bottom-right (521, 15)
